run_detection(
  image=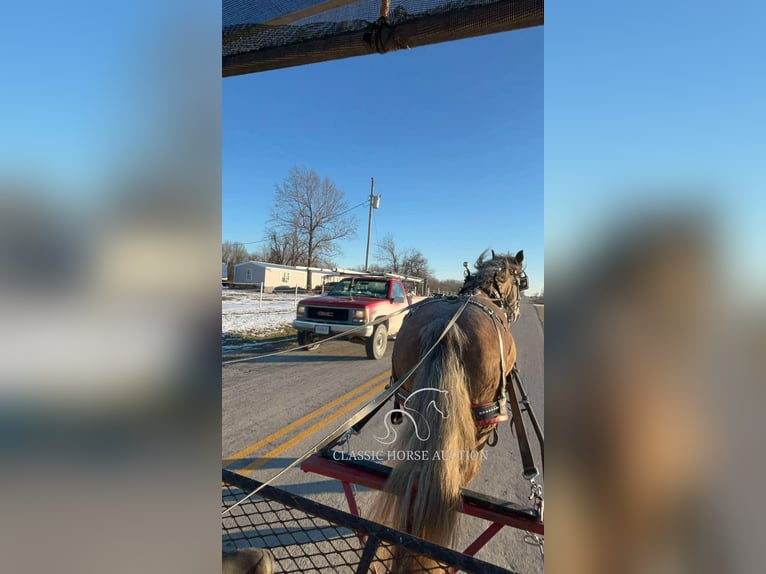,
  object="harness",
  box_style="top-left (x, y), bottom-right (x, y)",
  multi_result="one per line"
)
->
top-left (392, 297), bottom-right (508, 431)
top-left (391, 293), bottom-right (540, 479)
